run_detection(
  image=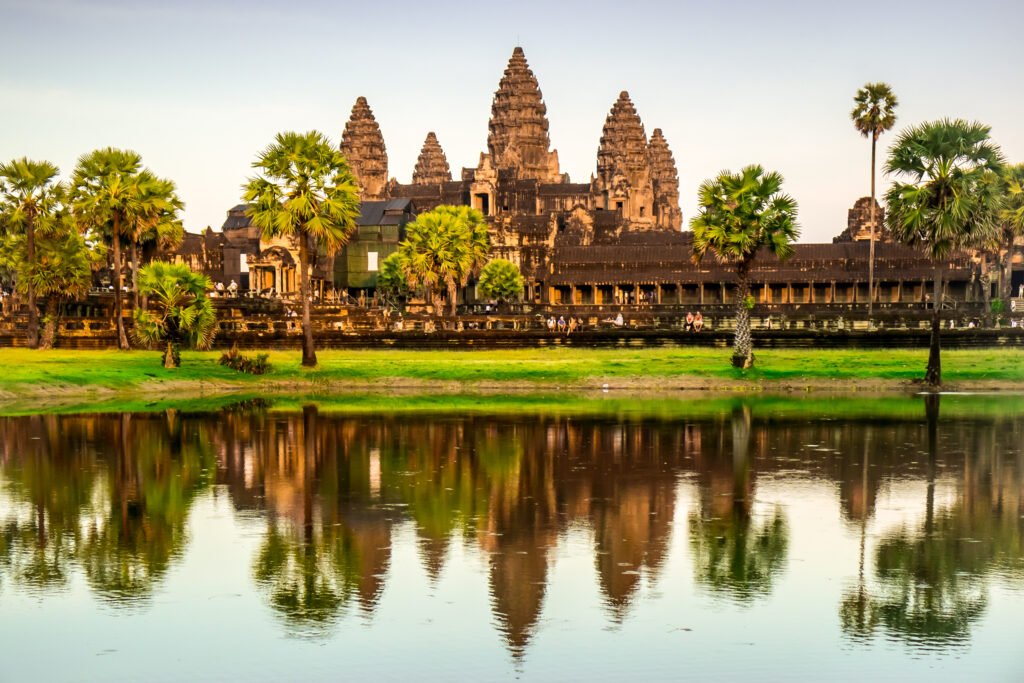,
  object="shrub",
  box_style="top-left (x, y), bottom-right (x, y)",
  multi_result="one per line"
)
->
top-left (219, 346), bottom-right (272, 375)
